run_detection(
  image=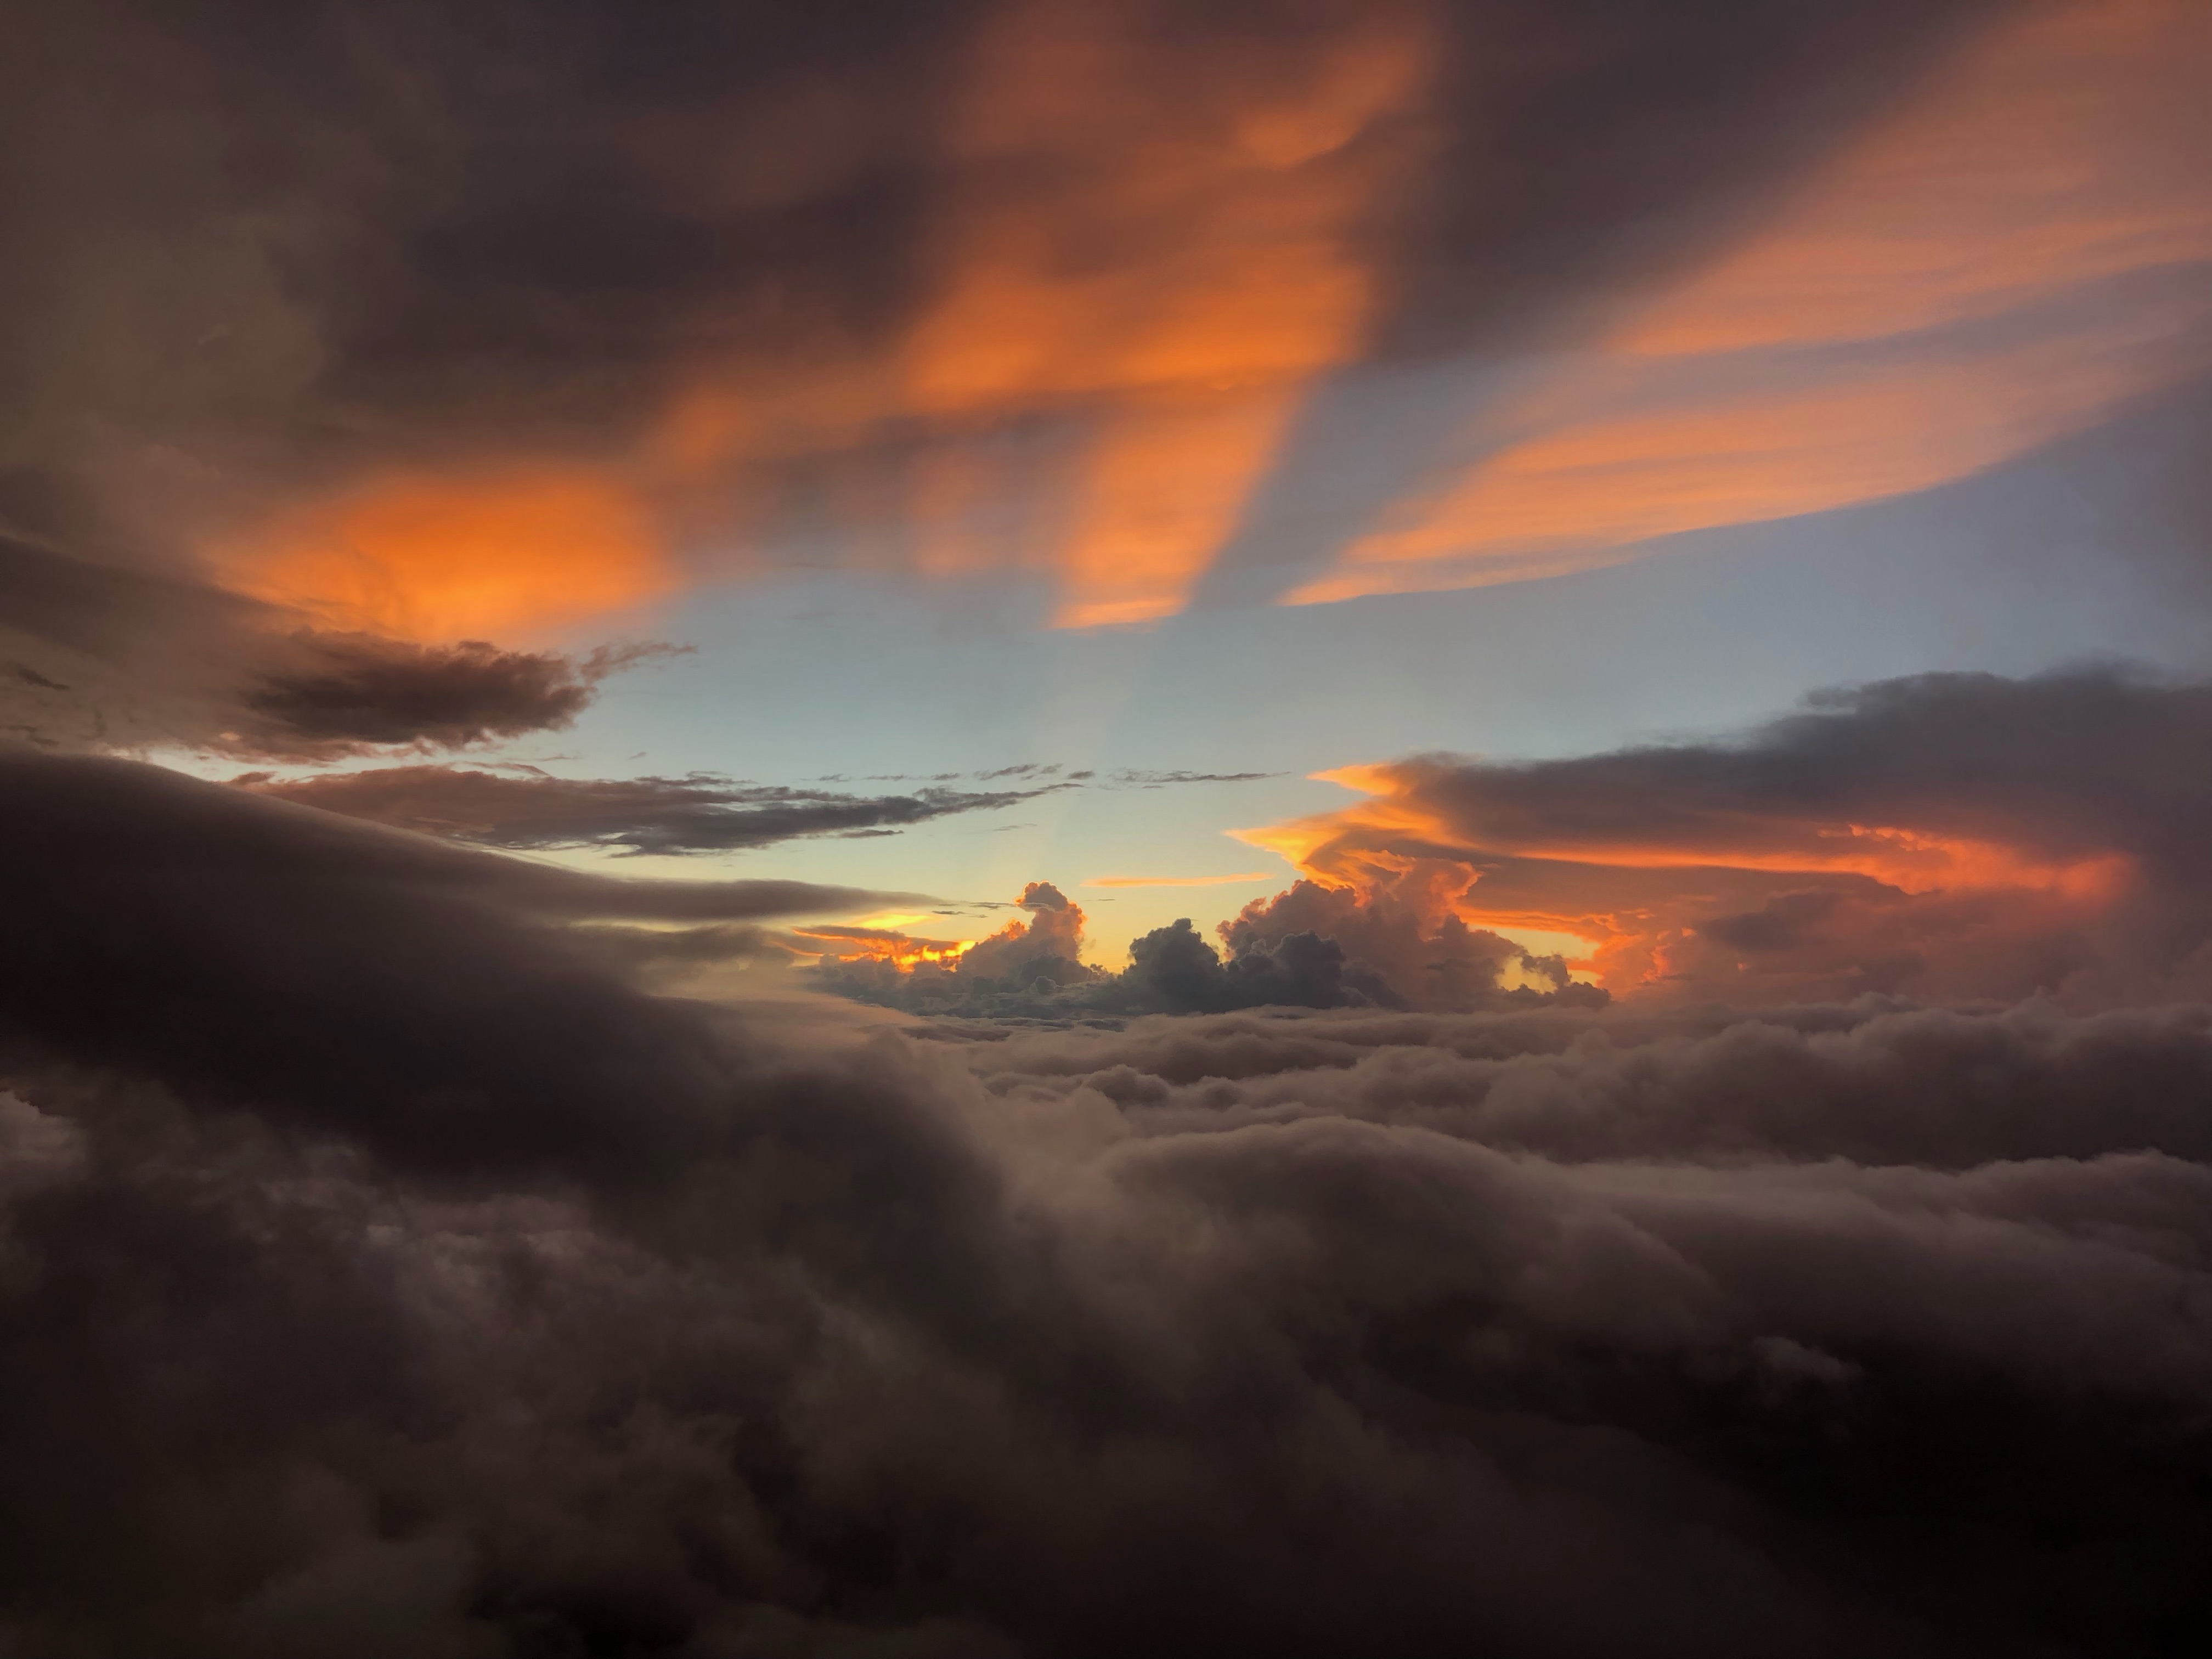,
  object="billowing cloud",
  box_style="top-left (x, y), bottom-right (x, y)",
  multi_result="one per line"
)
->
top-left (1238, 667), bottom-right (2212, 1002)
top-left (5, 759), bottom-right (2211, 1652)
top-left (818, 876), bottom-right (1603, 1020)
